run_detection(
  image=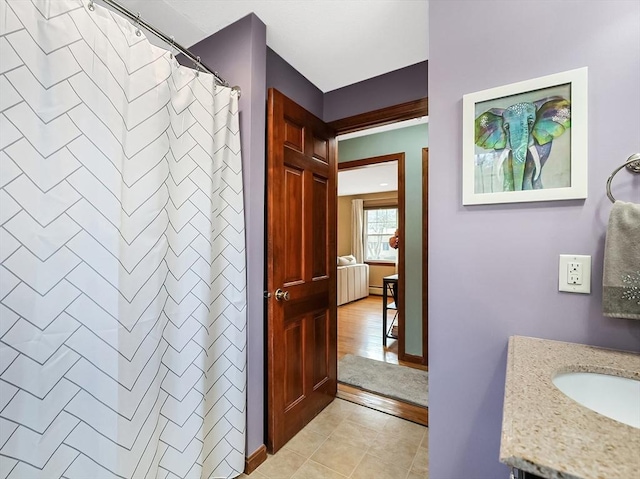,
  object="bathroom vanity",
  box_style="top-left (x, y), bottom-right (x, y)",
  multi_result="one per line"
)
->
top-left (500, 336), bottom-right (640, 479)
